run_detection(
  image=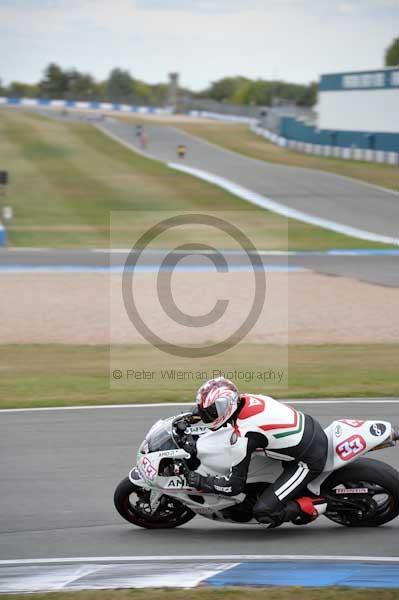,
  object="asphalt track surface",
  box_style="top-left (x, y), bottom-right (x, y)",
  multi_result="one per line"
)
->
top-left (4, 107), bottom-right (398, 285)
top-left (1, 401), bottom-right (399, 561)
top-left (1, 248), bottom-right (398, 286)
top-left (98, 118), bottom-right (399, 239)
top-left (29, 107), bottom-right (399, 240)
